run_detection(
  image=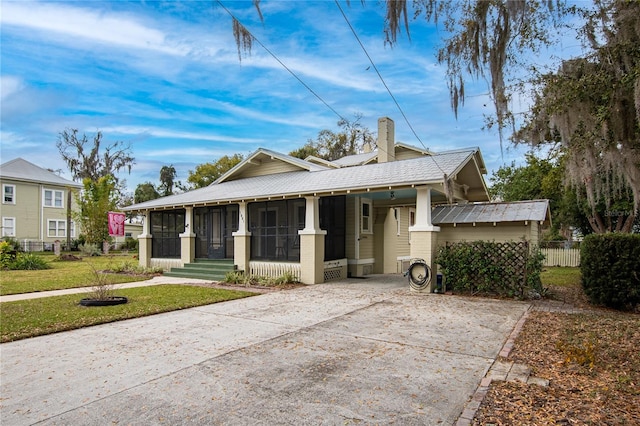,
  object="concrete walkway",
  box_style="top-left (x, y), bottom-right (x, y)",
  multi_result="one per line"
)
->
top-left (1, 275), bottom-right (531, 425)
